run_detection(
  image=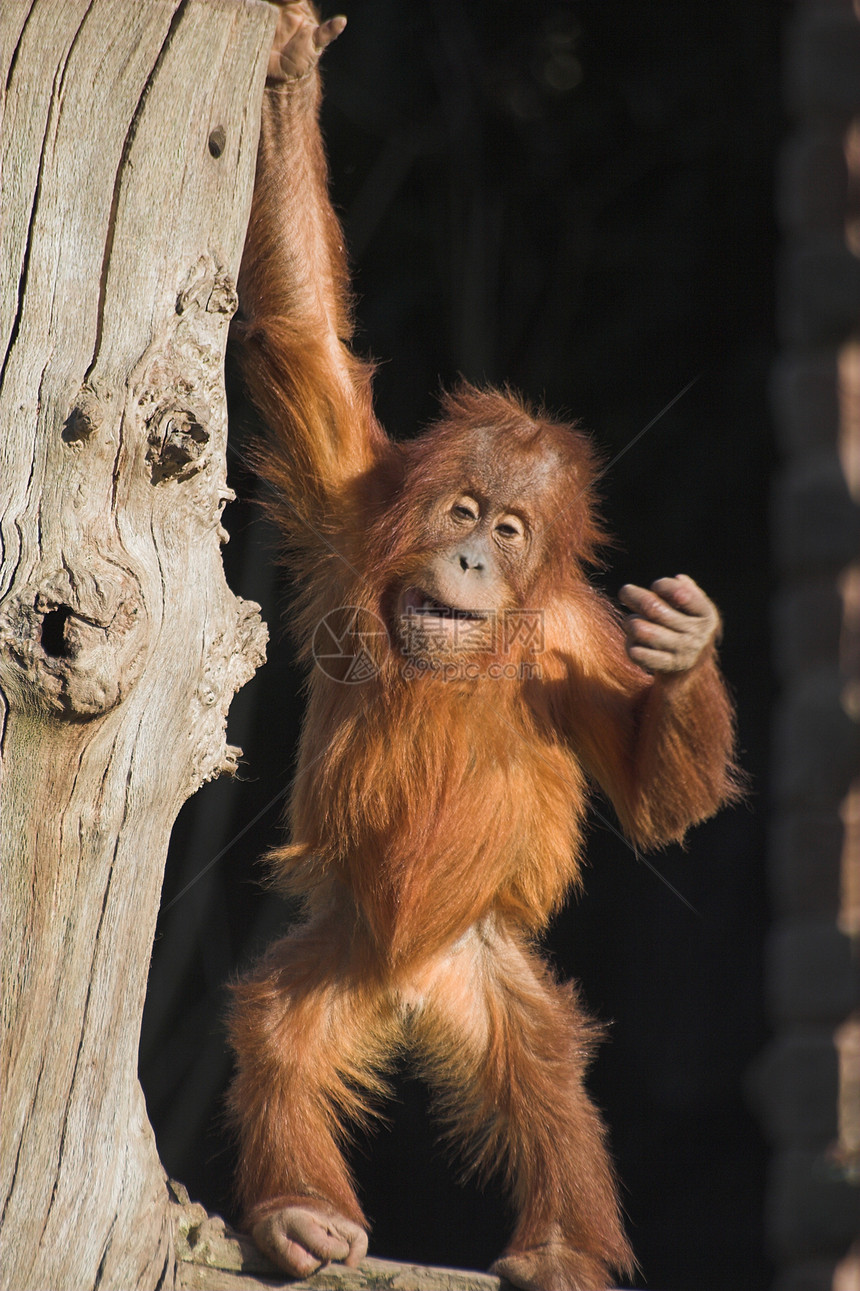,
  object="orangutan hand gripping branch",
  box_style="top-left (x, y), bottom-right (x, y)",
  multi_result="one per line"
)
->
top-left (227, 6), bottom-right (741, 1289)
